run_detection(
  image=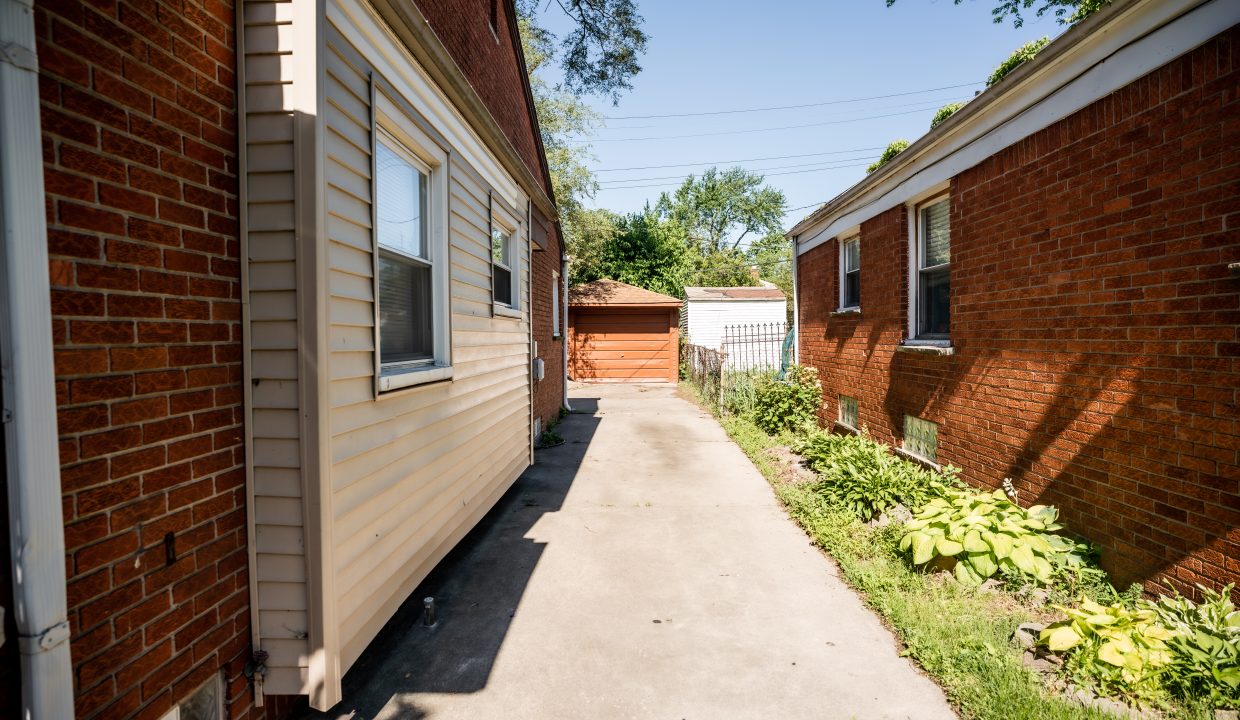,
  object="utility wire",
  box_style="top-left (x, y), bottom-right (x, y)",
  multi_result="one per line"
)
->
top-left (601, 161), bottom-right (874, 191)
top-left (603, 95), bottom-right (974, 130)
top-left (602, 82), bottom-right (983, 120)
top-left (576, 103), bottom-right (966, 143)
top-left (597, 153), bottom-right (879, 185)
top-left (592, 146), bottom-right (886, 173)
